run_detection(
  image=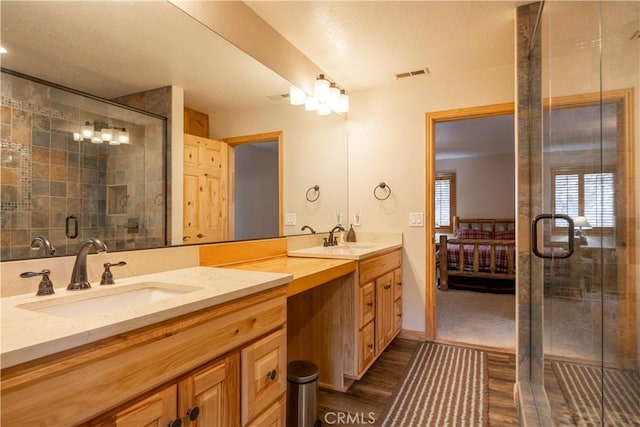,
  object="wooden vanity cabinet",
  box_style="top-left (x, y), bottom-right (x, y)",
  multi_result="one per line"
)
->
top-left (2, 287), bottom-right (287, 426)
top-left (354, 249), bottom-right (402, 377)
top-left (88, 353), bottom-right (239, 427)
